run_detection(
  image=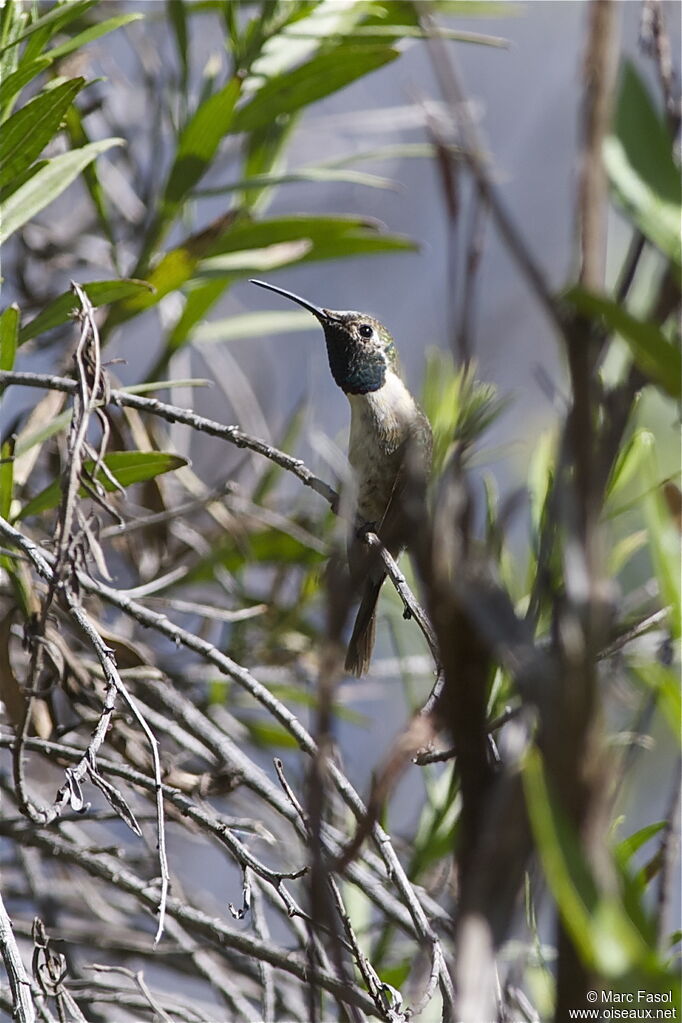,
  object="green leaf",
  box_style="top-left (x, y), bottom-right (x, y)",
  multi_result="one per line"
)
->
top-left (523, 747), bottom-right (651, 977)
top-left (198, 239), bottom-right (312, 274)
top-left (19, 279), bottom-right (154, 346)
top-left (0, 137), bottom-right (123, 245)
top-left (18, 452), bottom-right (188, 520)
top-left (167, 0), bottom-right (189, 93)
top-left (184, 529), bottom-right (324, 583)
top-left (12, 380), bottom-right (209, 458)
top-left (194, 165), bottom-right (398, 196)
top-left (231, 45), bottom-right (399, 134)
top-left (165, 278), bottom-right (231, 357)
top-left (430, 0), bottom-right (518, 13)
top-left (63, 105), bottom-right (119, 264)
top-left (608, 529), bottom-right (647, 576)
top-left (287, 24), bottom-right (508, 45)
top-left (604, 61), bottom-right (681, 265)
top-left (0, 77), bottom-right (86, 193)
top-left (644, 463), bottom-right (681, 640)
top-left (607, 429), bottom-right (655, 501)
top-left (0, 439), bottom-right (13, 521)
top-left (616, 821), bottom-right (666, 865)
top-left (162, 77), bottom-right (241, 211)
top-left (0, 57), bottom-right (51, 120)
top-left (252, 399), bottom-right (305, 505)
top-left (205, 214), bottom-right (416, 262)
top-left (109, 212), bottom-right (238, 328)
top-left (191, 309), bottom-right (317, 344)
top-left (0, 0), bottom-right (95, 54)
top-left (243, 720), bottom-right (299, 751)
top-left (115, 215), bottom-right (414, 343)
top-left (46, 13), bottom-right (143, 62)
top-left (631, 663), bottom-right (681, 737)
top-left (324, 142), bottom-right (438, 166)
top-left (0, 159), bottom-right (47, 206)
top-left (565, 286), bottom-right (681, 399)
top-left (14, 408), bottom-right (73, 457)
top-left (0, 304), bottom-right (19, 375)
